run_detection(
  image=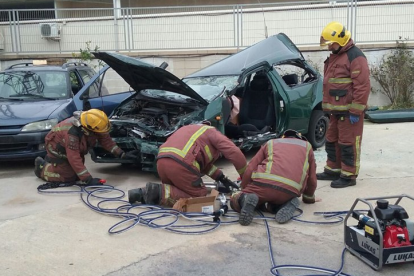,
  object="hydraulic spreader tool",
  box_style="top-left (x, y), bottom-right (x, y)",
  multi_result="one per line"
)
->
top-left (344, 194), bottom-right (414, 270)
